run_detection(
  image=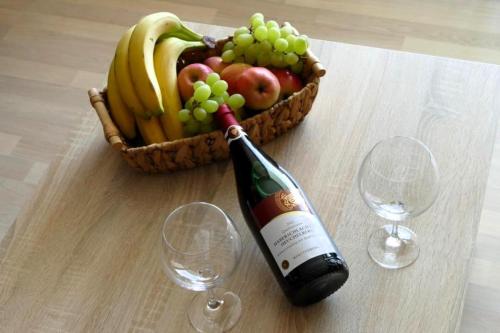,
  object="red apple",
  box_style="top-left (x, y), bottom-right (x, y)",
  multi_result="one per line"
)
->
top-left (203, 56), bottom-right (229, 74)
top-left (177, 63), bottom-right (213, 102)
top-left (236, 67), bottom-right (280, 110)
top-left (220, 63), bottom-right (252, 94)
top-left (270, 69), bottom-right (303, 100)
